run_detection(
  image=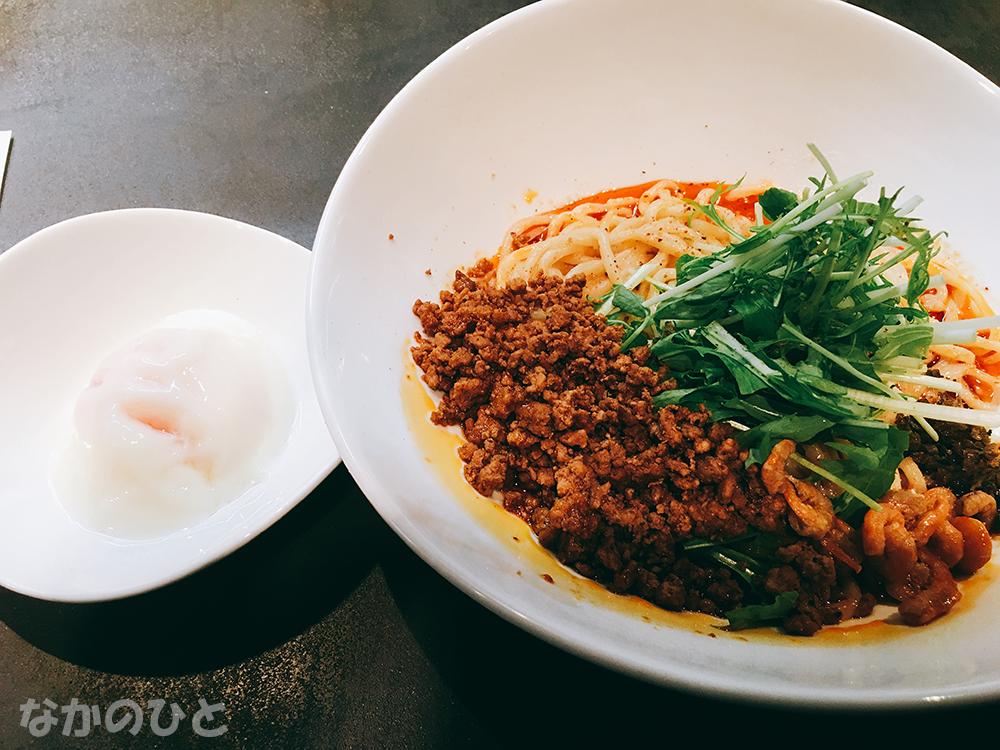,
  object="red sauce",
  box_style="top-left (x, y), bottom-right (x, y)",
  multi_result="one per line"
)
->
top-left (560, 180), bottom-right (761, 220)
top-left (514, 180), bottom-right (762, 247)
top-left (966, 372), bottom-right (995, 401)
top-left (557, 179), bottom-right (663, 211)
